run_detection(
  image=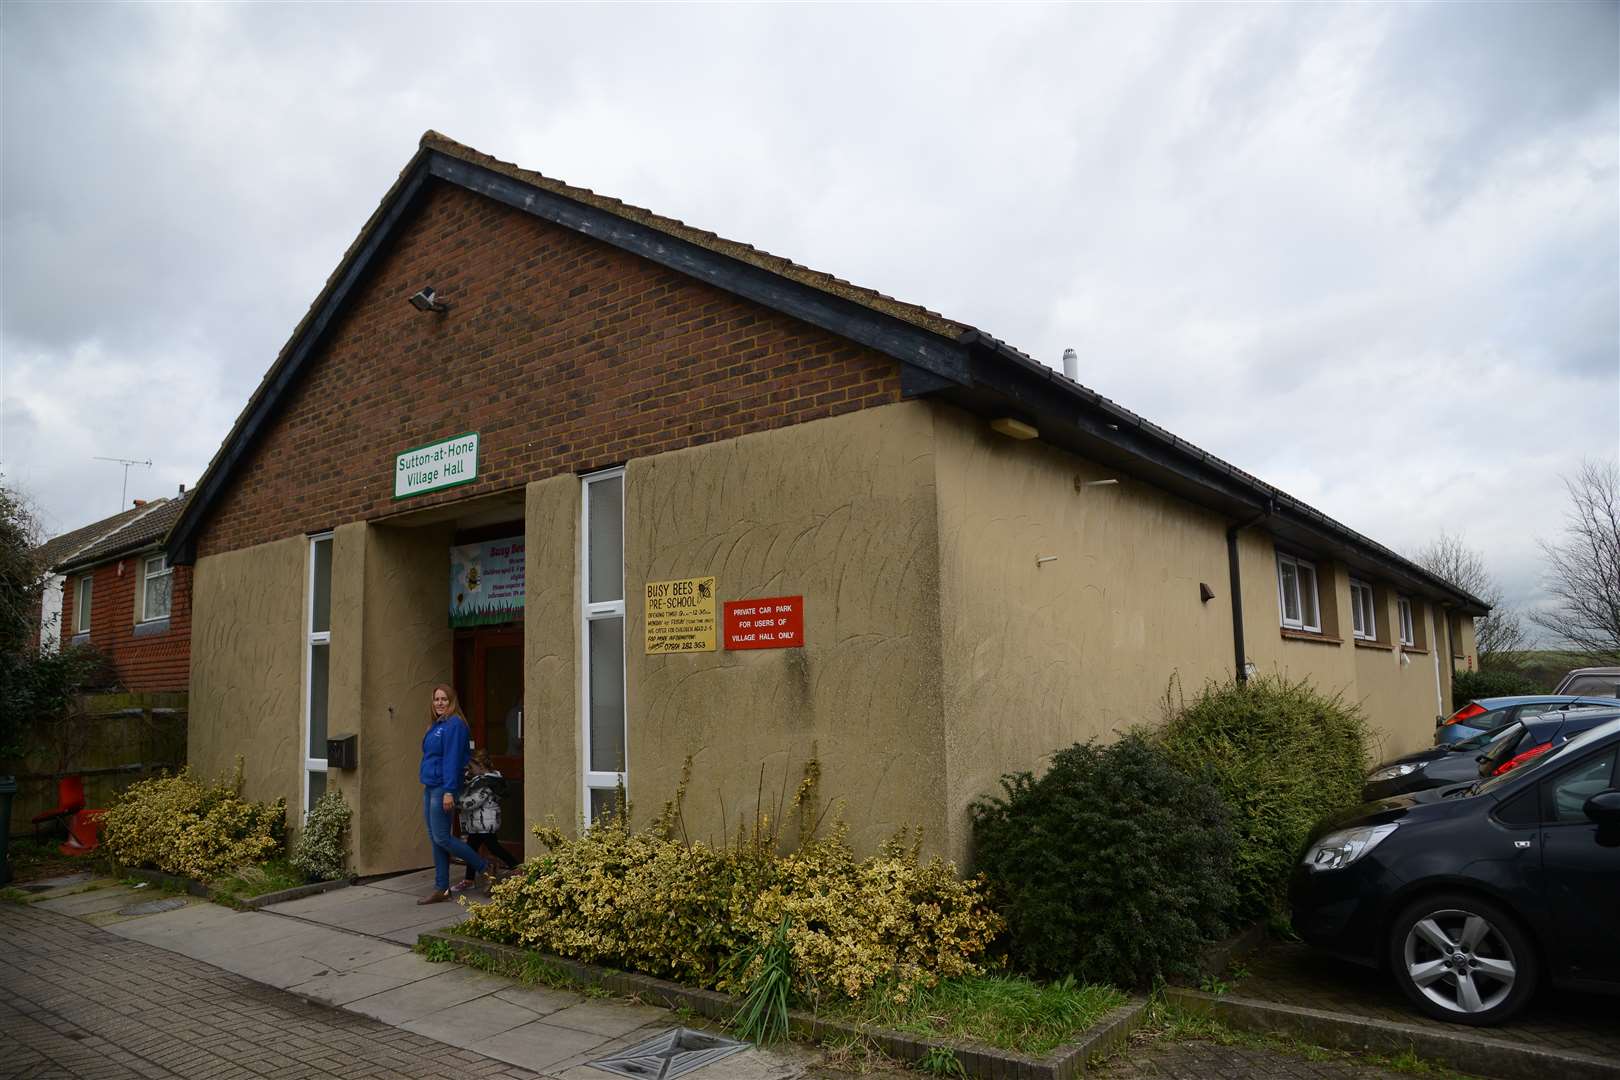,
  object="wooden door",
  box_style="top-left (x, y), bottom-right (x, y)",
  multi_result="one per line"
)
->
top-left (455, 628), bottom-right (525, 847)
